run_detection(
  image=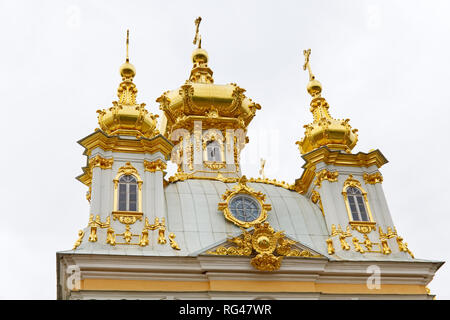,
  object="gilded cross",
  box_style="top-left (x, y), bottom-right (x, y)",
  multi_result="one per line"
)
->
top-left (303, 48), bottom-right (314, 80)
top-left (193, 17), bottom-right (202, 48)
